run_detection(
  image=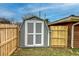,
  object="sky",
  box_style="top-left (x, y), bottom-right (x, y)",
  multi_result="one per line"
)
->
top-left (0, 3), bottom-right (79, 22)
